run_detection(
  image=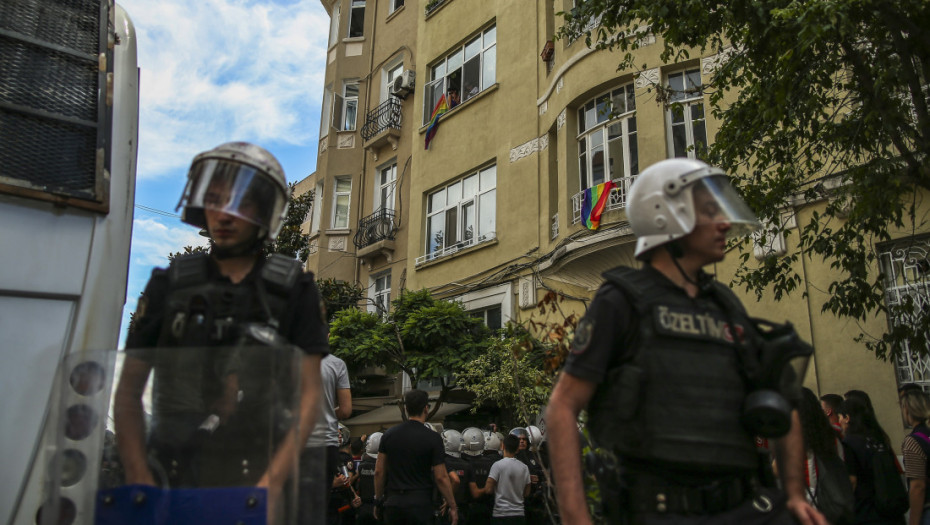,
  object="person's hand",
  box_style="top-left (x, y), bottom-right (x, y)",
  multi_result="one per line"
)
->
top-left (448, 506), bottom-right (458, 525)
top-left (373, 505), bottom-right (380, 520)
top-left (786, 494), bottom-right (828, 525)
top-left (351, 495), bottom-right (362, 508)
